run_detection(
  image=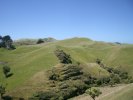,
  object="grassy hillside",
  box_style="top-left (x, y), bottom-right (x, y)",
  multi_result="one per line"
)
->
top-left (0, 37), bottom-right (133, 98)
